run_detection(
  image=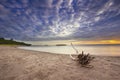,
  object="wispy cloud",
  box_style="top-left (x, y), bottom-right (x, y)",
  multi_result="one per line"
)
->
top-left (0, 0), bottom-right (120, 41)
